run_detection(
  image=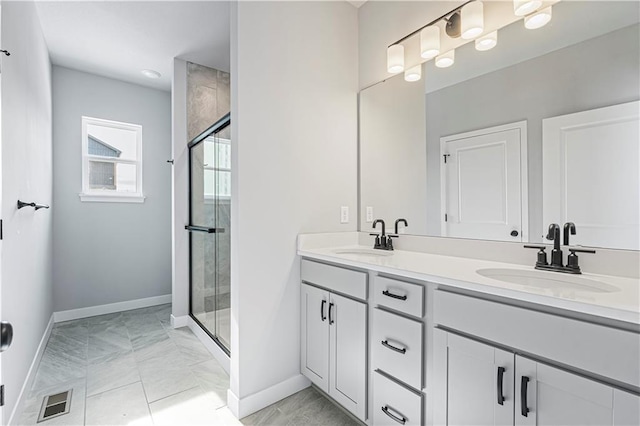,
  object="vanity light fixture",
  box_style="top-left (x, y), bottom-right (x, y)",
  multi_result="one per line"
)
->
top-left (420, 26), bottom-right (440, 60)
top-left (461, 1), bottom-right (484, 40)
top-left (475, 31), bottom-right (497, 51)
top-left (387, 44), bottom-right (405, 73)
top-left (513, 0), bottom-right (542, 17)
top-left (524, 6), bottom-right (552, 29)
top-left (435, 50), bottom-right (455, 68)
top-left (404, 65), bottom-right (422, 82)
